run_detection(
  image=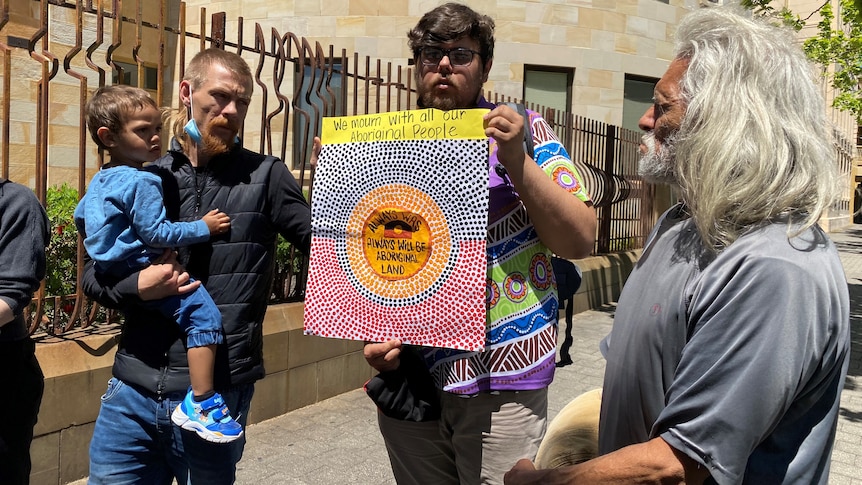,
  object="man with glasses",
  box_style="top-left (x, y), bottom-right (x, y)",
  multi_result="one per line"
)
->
top-left (362, 3), bottom-right (596, 484)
